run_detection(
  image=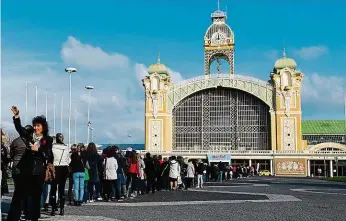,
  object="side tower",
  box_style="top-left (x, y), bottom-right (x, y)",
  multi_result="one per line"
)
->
top-left (204, 4), bottom-right (235, 75)
top-left (271, 49), bottom-right (305, 151)
top-left (142, 56), bottom-right (173, 152)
